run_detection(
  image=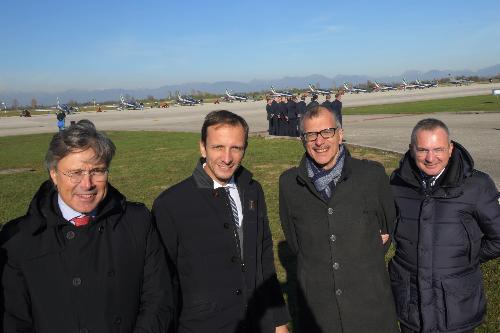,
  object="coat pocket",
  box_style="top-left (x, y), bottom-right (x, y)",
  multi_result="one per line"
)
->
top-left (388, 260), bottom-right (410, 320)
top-left (440, 269), bottom-right (486, 330)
